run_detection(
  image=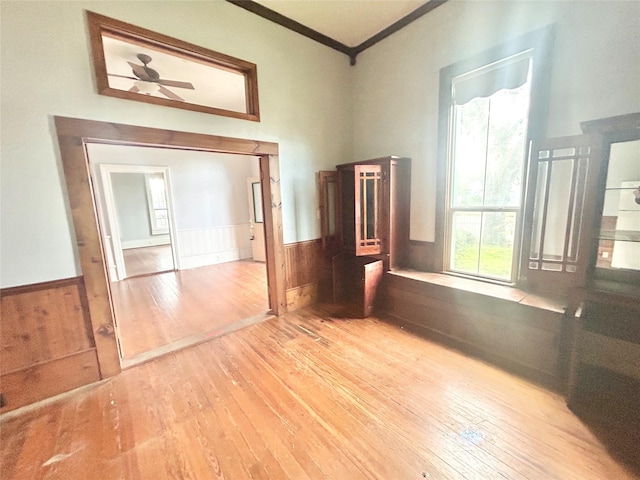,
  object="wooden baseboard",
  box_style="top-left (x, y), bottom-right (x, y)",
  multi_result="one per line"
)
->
top-left (0, 276), bottom-right (84, 297)
top-left (286, 283), bottom-right (319, 311)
